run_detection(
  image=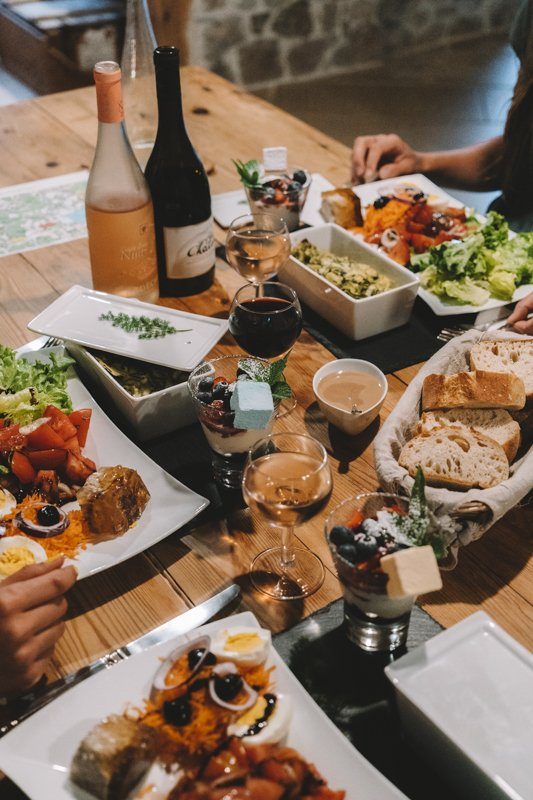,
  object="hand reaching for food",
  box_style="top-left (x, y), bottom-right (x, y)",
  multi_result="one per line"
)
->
top-left (351, 134), bottom-right (423, 184)
top-left (507, 292), bottom-right (533, 335)
top-left (0, 557), bottom-right (77, 697)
